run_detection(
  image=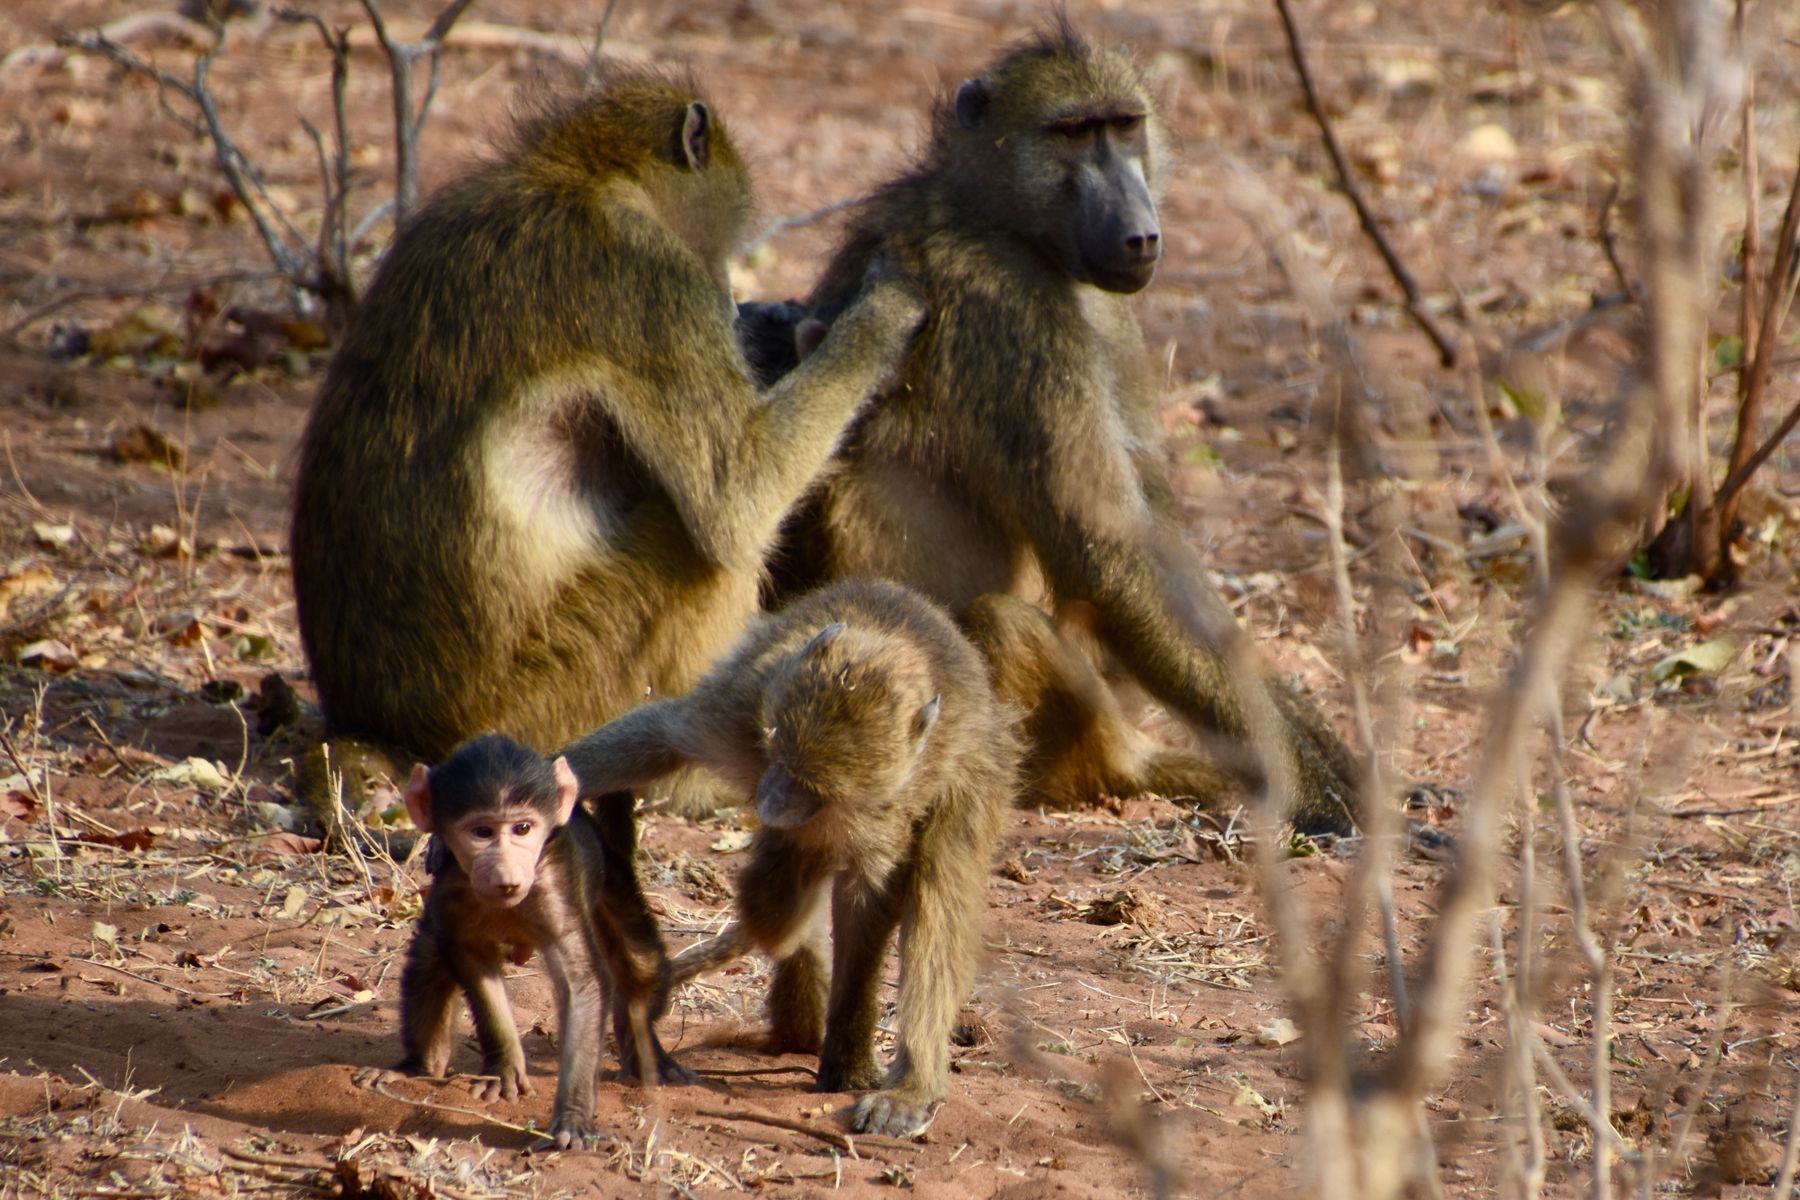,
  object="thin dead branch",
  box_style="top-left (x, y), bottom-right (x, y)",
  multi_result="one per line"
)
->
top-left (1269, 0), bottom-right (1458, 367)
top-left (360, 0), bottom-right (478, 223)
